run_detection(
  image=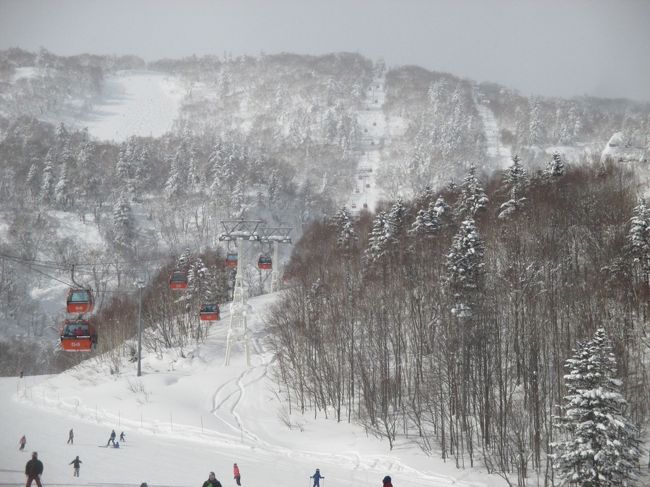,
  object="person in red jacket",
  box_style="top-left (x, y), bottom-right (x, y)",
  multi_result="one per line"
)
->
top-left (382, 475), bottom-right (393, 487)
top-left (233, 463), bottom-right (241, 486)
